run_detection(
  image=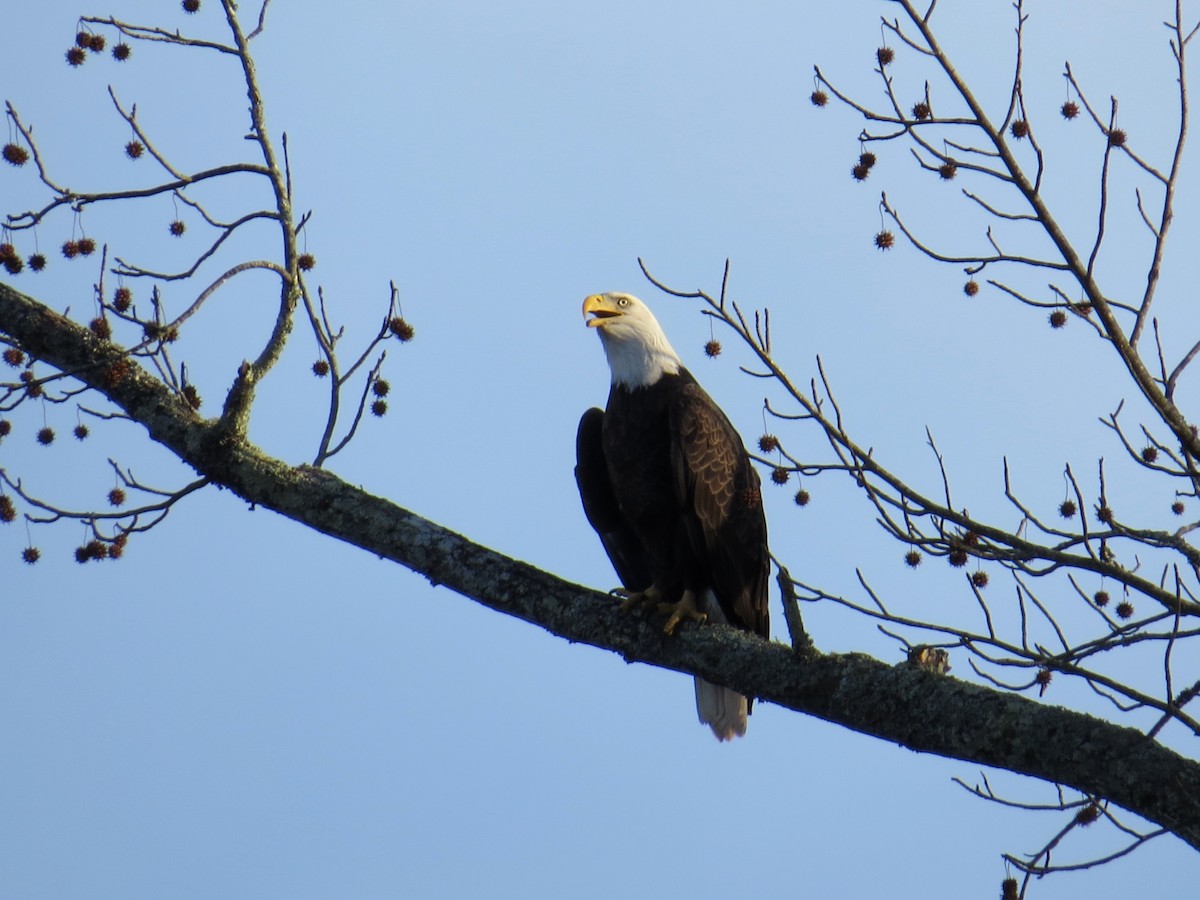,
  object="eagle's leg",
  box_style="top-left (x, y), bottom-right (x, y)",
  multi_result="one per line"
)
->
top-left (612, 584), bottom-right (663, 614)
top-left (659, 589), bottom-right (707, 636)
